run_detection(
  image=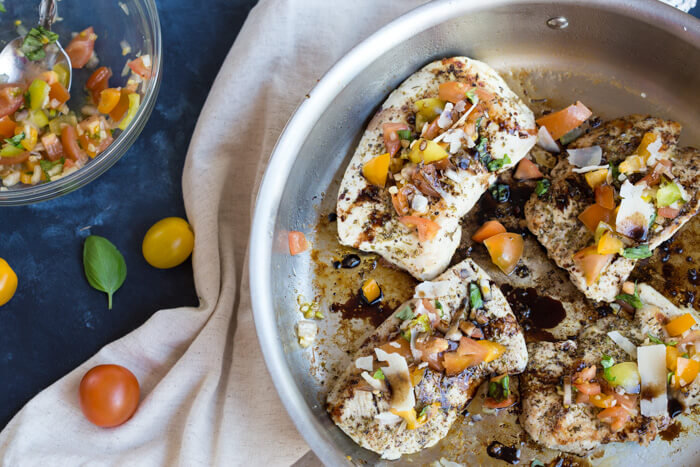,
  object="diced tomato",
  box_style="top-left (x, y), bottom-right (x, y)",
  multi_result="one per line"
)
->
top-left (597, 407), bottom-right (630, 432)
top-left (472, 220), bottom-right (506, 243)
top-left (288, 231), bottom-right (309, 255)
top-left (382, 122), bottom-right (408, 157)
top-left (535, 101), bottom-right (592, 140)
top-left (438, 81), bottom-right (468, 104)
top-left (610, 392), bottom-right (638, 415)
top-left (86, 67), bottom-right (113, 102)
top-left (443, 351), bottom-right (478, 376)
top-left (573, 365), bottom-right (597, 383)
top-left (391, 187), bottom-right (410, 216)
top-left (109, 89), bottom-right (132, 122)
top-left (590, 393), bottom-right (615, 408)
top-left (573, 246), bottom-right (613, 286)
top-left (574, 382), bottom-right (601, 395)
top-left (416, 337), bottom-right (448, 371)
top-left (0, 84), bottom-right (24, 119)
top-left (675, 357), bottom-right (700, 388)
top-left (666, 313), bottom-right (697, 337)
top-left (595, 184), bottom-right (615, 210)
top-left (638, 160), bottom-right (672, 187)
top-left (78, 116), bottom-right (113, 158)
top-left (577, 204), bottom-right (615, 232)
top-left (0, 116), bottom-right (16, 138)
top-left (513, 158), bottom-right (543, 180)
top-left (66, 27), bottom-right (96, 69)
top-left (483, 232), bottom-right (524, 275)
top-left (658, 207), bottom-right (680, 219)
top-left (128, 56), bottom-right (152, 80)
top-left (484, 395), bottom-right (516, 409)
top-left (97, 88), bottom-right (121, 114)
top-left (379, 339), bottom-right (412, 360)
top-left (576, 392), bottom-right (590, 405)
top-left (61, 126), bottom-right (85, 161)
top-left (457, 336), bottom-right (489, 359)
top-left (49, 82), bottom-right (70, 105)
top-left (41, 133), bottom-right (64, 161)
top-left (399, 216), bottom-right (441, 242)
top-left (420, 298), bottom-right (442, 326)
top-left (0, 151), bottom-right (29, 165)
top-left (422, 118), bottom-right (440, 140)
